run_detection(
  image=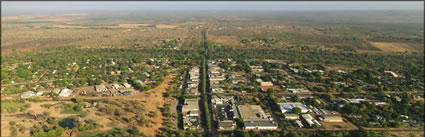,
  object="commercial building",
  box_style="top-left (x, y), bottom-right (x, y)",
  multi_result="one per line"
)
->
top-left (237, 105), bottom-right (278, 130)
